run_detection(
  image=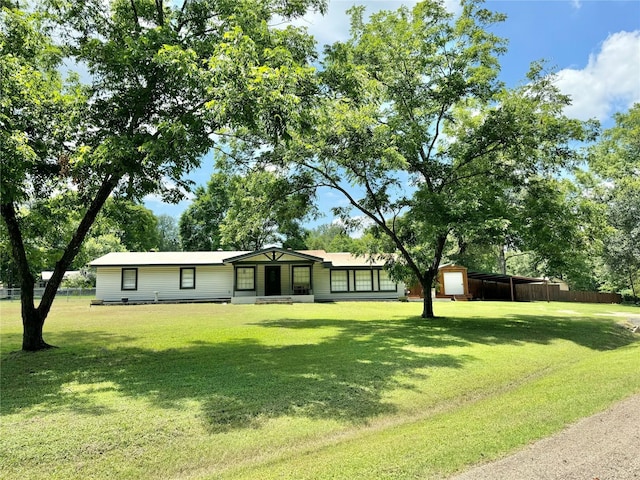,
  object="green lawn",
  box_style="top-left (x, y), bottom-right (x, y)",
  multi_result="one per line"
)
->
top-left (1, 299), bottom-right (639, 479)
